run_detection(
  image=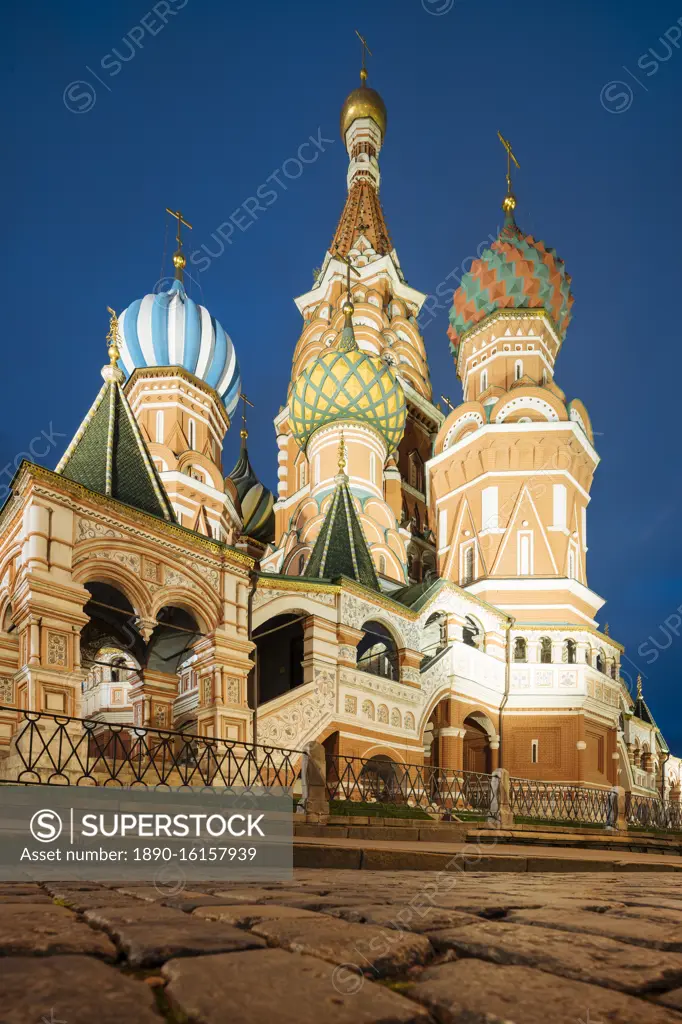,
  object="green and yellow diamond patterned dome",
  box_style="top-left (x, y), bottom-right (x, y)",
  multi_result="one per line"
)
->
top-left (290, 303), bottom-right (406, 453)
